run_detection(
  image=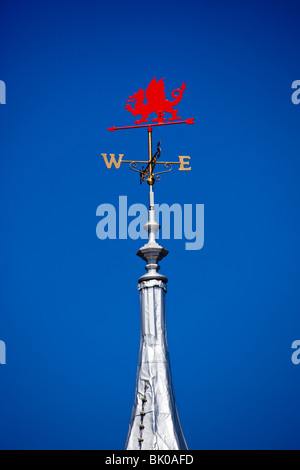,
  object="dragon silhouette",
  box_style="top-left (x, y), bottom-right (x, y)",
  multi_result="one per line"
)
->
top-left (125, 78), bottom-right (187, 124)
